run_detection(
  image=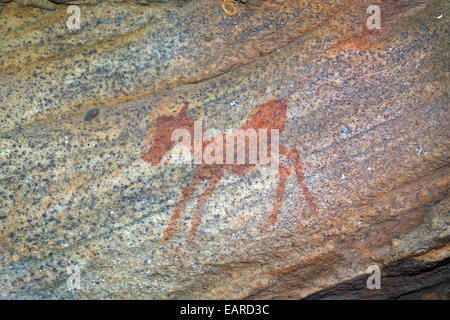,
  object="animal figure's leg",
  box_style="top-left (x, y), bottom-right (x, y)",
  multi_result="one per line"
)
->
top-left (280, 145), bottom-right (317, 212)
top-left (161, 169), bottom-right (206, 242)
top-left (186, 170), bottom-right (223, 244)
top-left (261, 165), bottom-right (291, 232)
top-left (290, 149), bottom-right (317, 212)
